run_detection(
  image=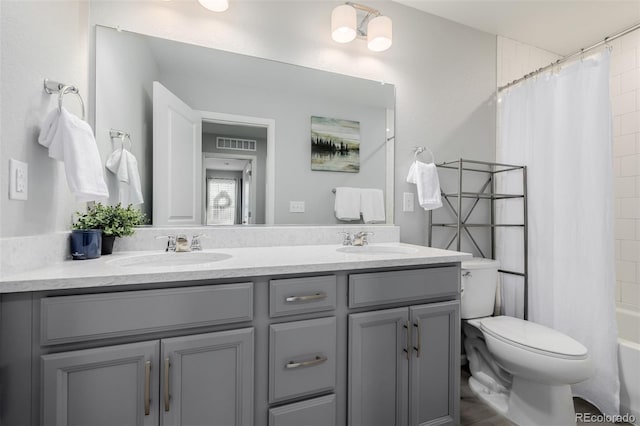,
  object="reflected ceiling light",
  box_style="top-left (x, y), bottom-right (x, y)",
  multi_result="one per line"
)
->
top-left (330, 2), bottom-right (392, 52)
top-left (198, 0), bottom-right (229, 12)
